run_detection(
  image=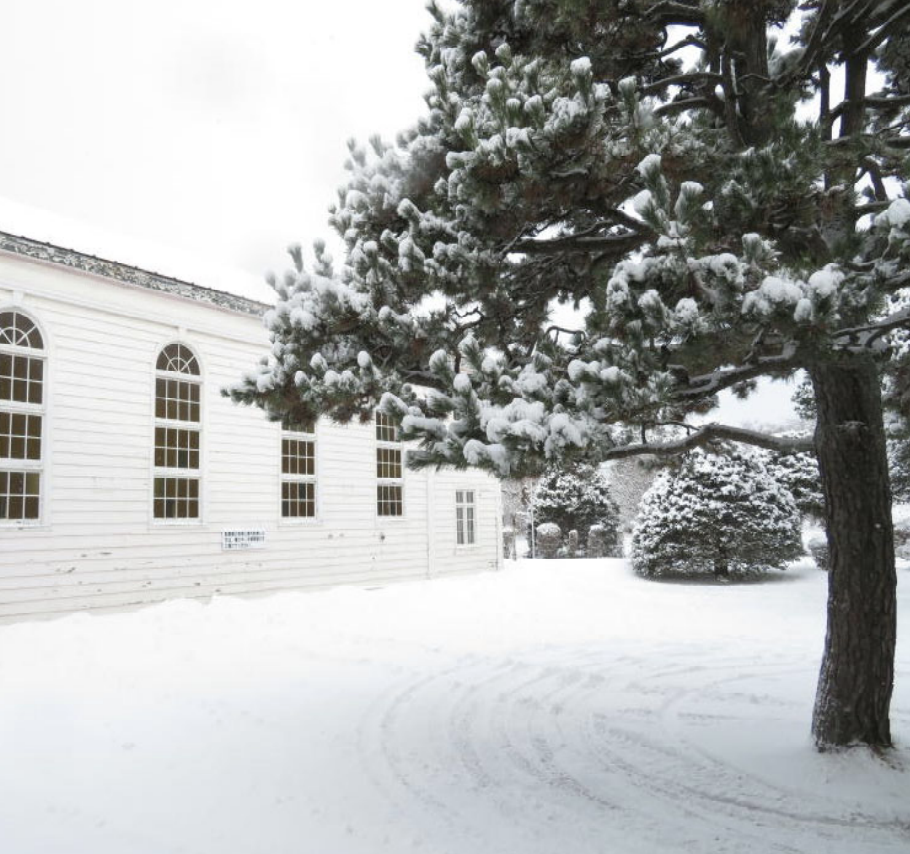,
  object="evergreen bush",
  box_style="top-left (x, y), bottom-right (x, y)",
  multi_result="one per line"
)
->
top-left (762, 446), bottom-right (825, 522)
top-left (532, 464), bottom-right (621, 557)
top-left (632, 449), bottom-right (803, 579)
top-left (536, 522), bottom-right (561, 558)
top-left (587, 525), bottom-right (607, 558)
